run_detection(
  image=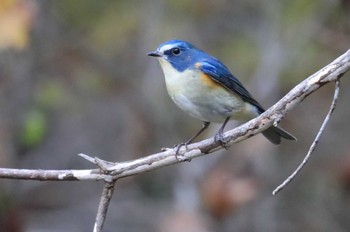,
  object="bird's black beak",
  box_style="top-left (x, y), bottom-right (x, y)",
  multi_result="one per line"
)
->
top-left (147, 51), bottom-right (162, 57)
